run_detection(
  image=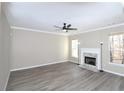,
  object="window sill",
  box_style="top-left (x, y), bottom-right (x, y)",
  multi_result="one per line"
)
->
top-left (109, 62), bottom-right (124, 67)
